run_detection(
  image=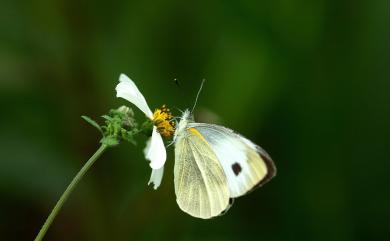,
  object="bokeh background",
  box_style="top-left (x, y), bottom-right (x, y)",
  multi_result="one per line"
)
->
top-left (1, 0), bottom-right (389, 240)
